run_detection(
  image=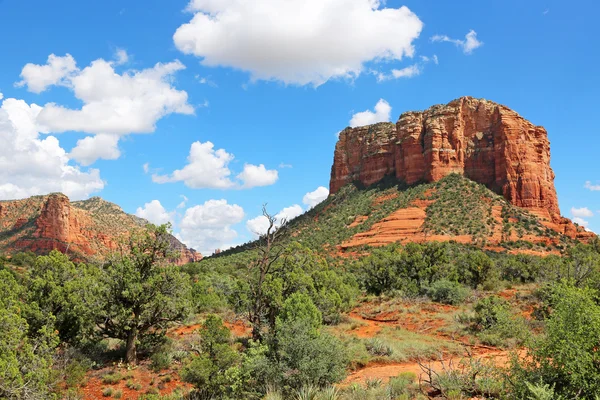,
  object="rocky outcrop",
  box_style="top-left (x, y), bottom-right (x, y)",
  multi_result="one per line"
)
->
top-left (330, 97), bottom-right (560, 215)
top-left (0, 194), bottom-right (202, 265)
